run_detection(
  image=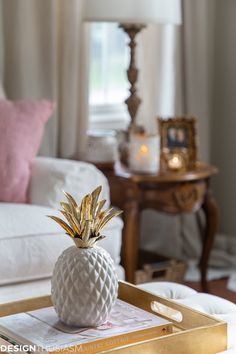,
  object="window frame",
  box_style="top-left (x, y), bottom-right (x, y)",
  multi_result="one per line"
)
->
top-left (88, 22), bottom-right (130, 131)
top-left (89, 103), bottom-right (129, 130)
